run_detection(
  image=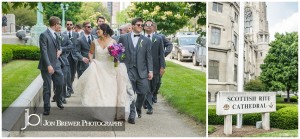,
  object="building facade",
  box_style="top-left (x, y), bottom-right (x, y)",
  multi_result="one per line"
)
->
top-left (208, 2), bottom-right (269, 102)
